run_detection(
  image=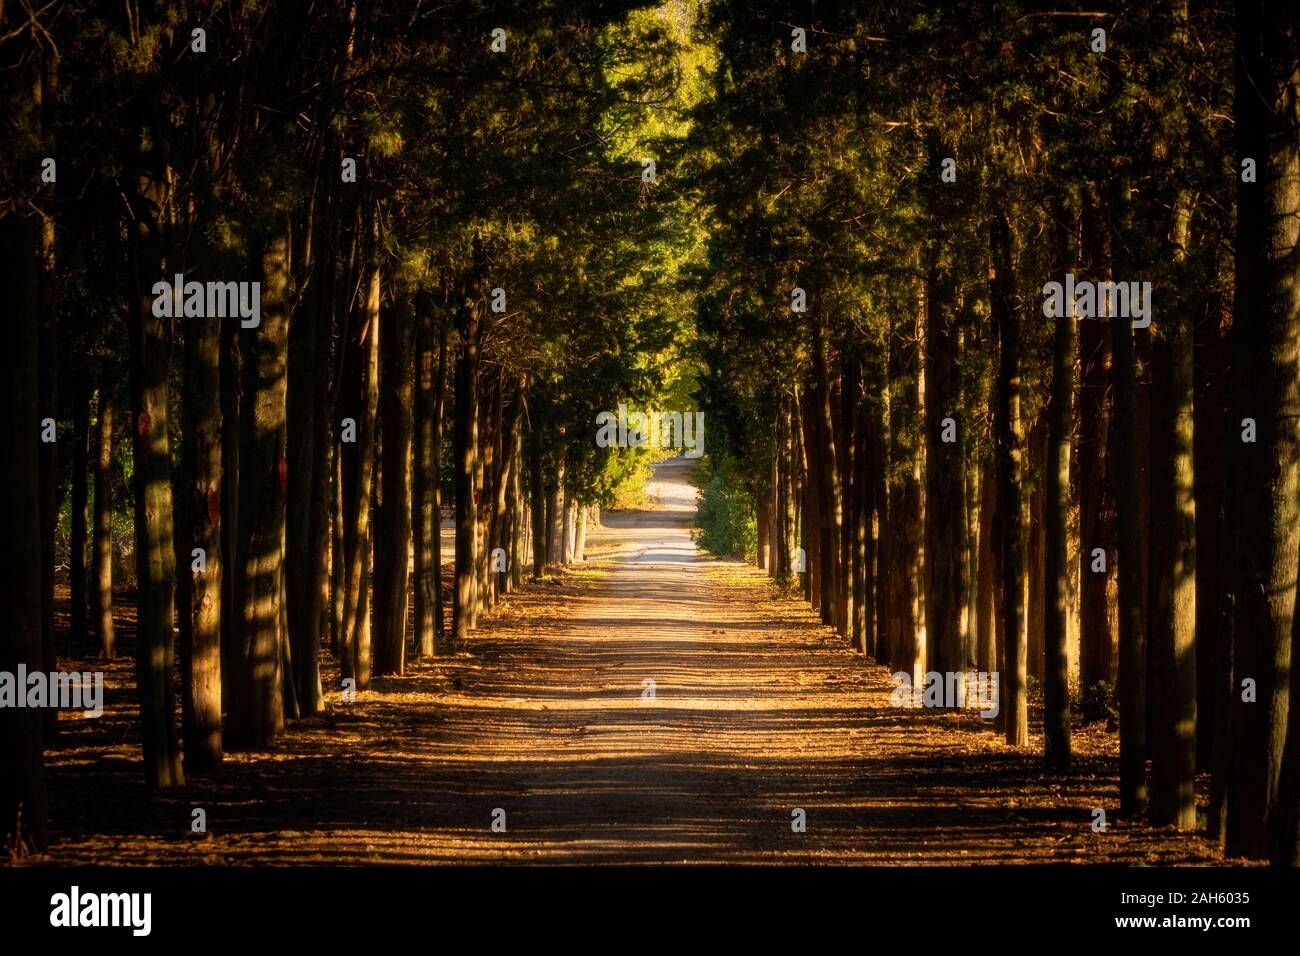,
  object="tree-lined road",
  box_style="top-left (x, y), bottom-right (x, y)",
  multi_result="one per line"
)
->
top-left (40, 460), bottom-right (1218, 865)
